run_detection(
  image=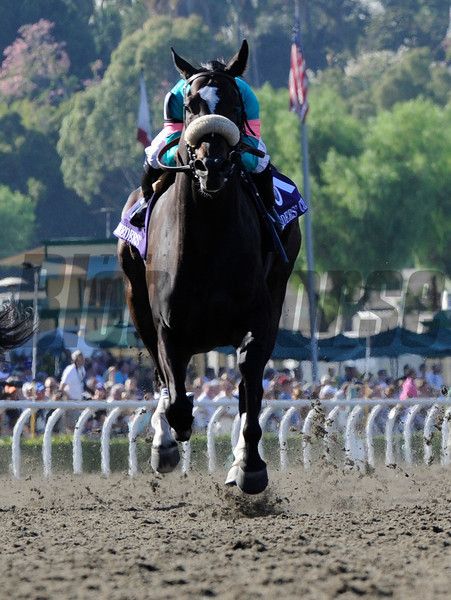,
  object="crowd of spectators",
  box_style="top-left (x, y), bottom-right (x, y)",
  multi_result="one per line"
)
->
top-left (0, 348), bottom-right (448, 437)
top-left (0, 349), bottom-right (152, 436)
